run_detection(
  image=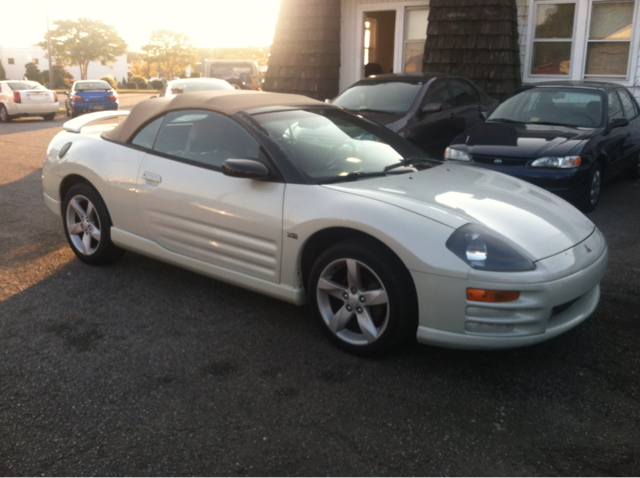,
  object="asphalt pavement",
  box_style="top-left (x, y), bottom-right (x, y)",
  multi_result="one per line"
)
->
top-left (0, 103), bottom-right (638, 476)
